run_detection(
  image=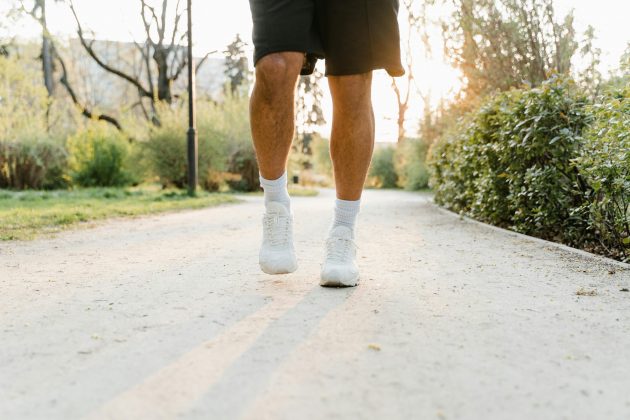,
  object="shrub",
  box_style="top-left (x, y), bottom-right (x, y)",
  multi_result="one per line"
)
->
top-left (195, 93), bottom-right (258, 191)
top-left (429, 77), bottom-right (593, 247)
top-left (145, 103), bottom-right (227, 189)
top-left (0, 56), bottom-right (49, 141)
top-left (145, 118), bottom-right (191, 188)
top-left (0, 56), bottom-right (71, 190)
top-left (0, 138), bottom-right (68, 189)
top-left (369, 146), bottom-right (398, 188)
top-left (226, 147), bottom-right (259, 192)
top-left (311, 136), bottom-right (333, 180)
top-left (576, 86), bottom-right (630, 261)
top-left (395, 138), bottom-right (430, 190)
top-left (67, 125), bottom-right (136, 187)
top-left (144, 96), bottom-right (258, 191)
